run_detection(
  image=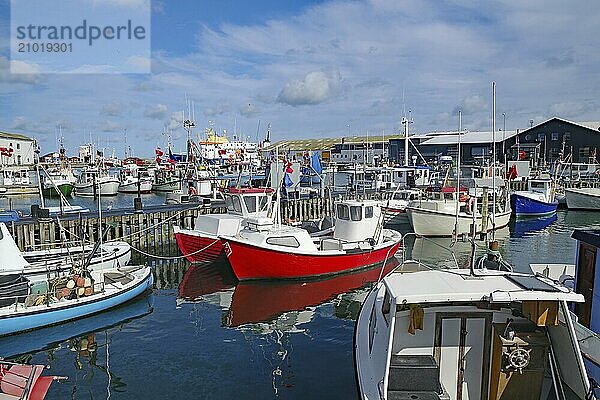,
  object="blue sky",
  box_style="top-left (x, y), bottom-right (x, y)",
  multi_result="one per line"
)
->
top-left (1, 0), bottom-right (599, 157)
